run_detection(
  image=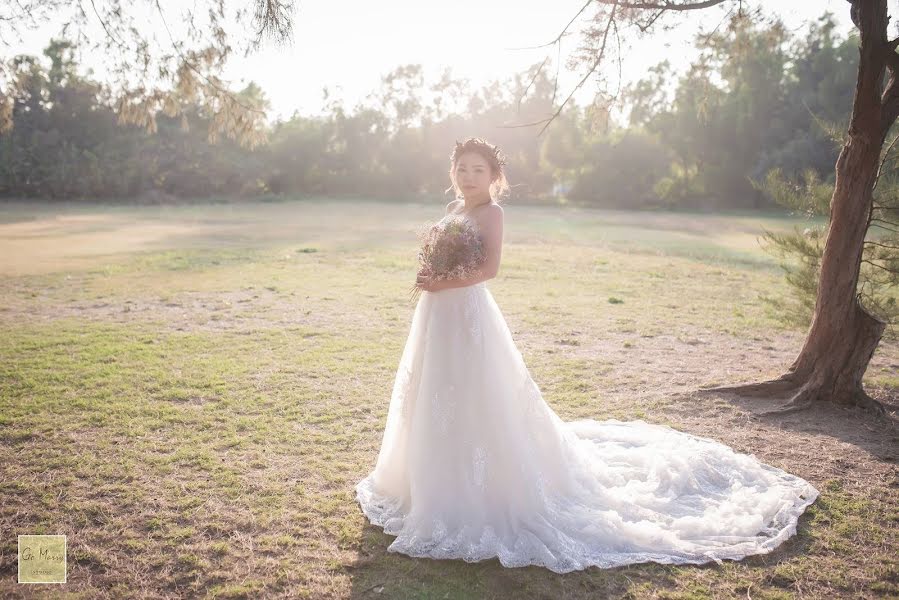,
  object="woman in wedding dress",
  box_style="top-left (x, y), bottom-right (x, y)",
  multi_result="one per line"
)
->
top-left (355, 137), bottom-right (819, 573)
